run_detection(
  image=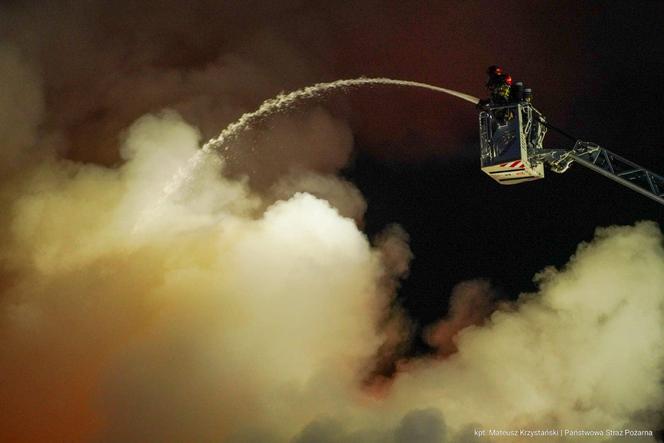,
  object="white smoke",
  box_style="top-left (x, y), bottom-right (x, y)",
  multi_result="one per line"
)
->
top-left (383, 222), bottom-right (664, 442)
top-left (1, 2), bottom-right (663, 442)
top-left (2, 107), bottom-right (663, 443)
top-left (0, 110), bottom-right (409, 442)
